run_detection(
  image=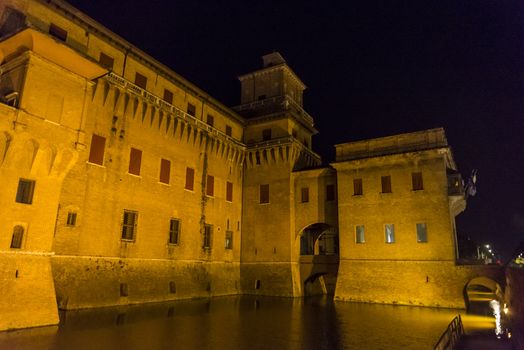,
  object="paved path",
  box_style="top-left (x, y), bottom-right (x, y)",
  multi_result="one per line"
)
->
top-left (457, 314), bottom-right (515, 350)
